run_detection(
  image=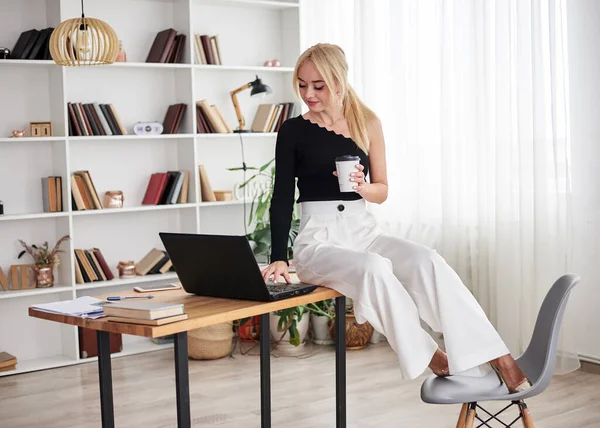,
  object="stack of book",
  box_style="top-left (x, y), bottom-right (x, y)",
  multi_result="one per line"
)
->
top-left (251, 103), bottom-right (298, 133)
top-left (161, 103), bottom-right (187, 134)
top-left (0, 352), bottom-right (17, 372)
top-left (146, 28), bottom-right (186, 64)
top-left (74, 248), bottom-right (114, 284)
top-left (141, 170), bottom-right (190, 205)
top-left (135, 248), bottom-right (173, 276)
top-left (196, 100), bottom-right (232, 133)
top-left (71, 170), bottom-right (102, 210)
top-left (68, 102), bottom-right (127, 136)
top-left (104, 300), bottom-right (187, 326)
top-left (41, 176), bottom-right (63, 212)
top-left (193, 33), bottom-right (222, 65)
